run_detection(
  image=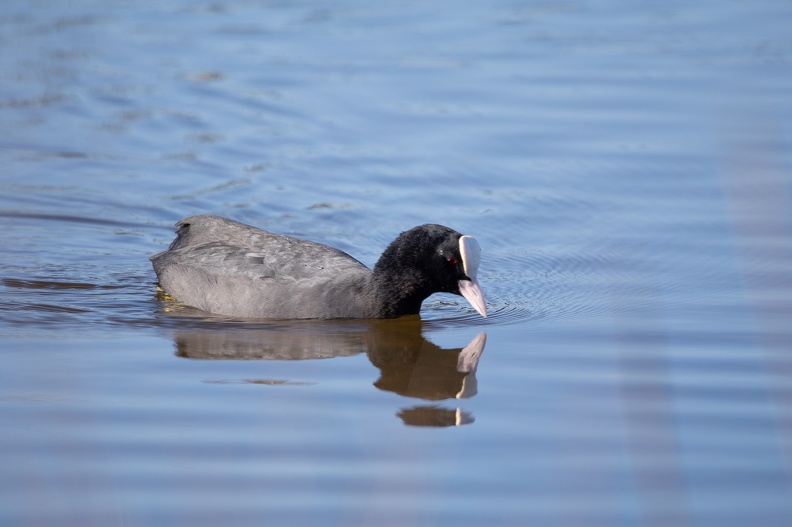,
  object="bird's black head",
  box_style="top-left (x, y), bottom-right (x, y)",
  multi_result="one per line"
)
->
top-left (373, 224), bottom-right (487, 318)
